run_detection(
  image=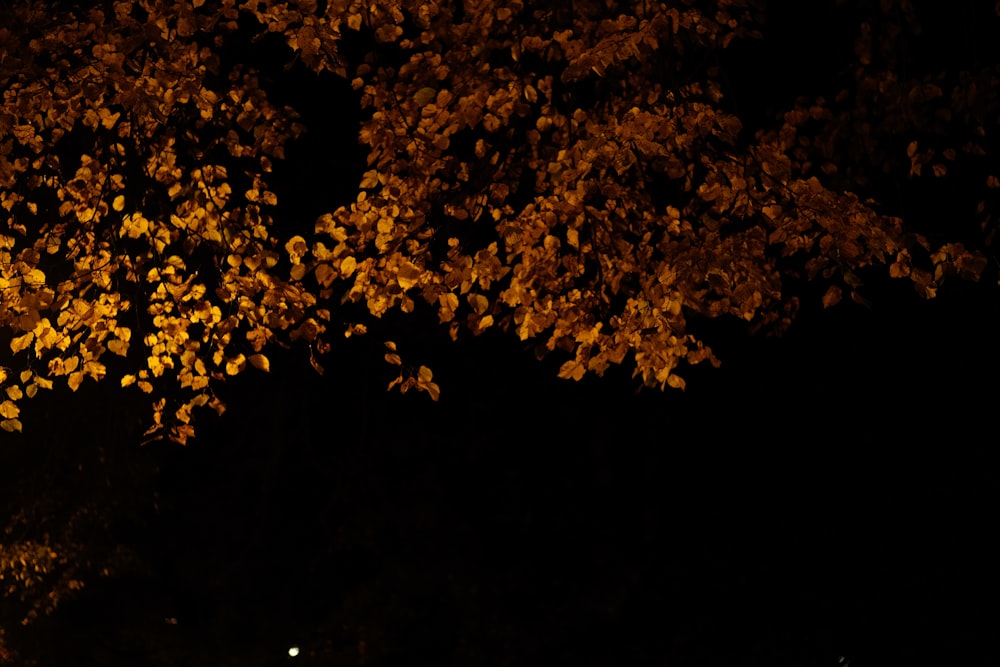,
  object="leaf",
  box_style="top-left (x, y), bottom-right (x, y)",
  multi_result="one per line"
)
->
top-left (1, 419), bottom-right (22, 433)
top-left (67, 371), bottom-right (85, 392)
top-left (416, 366), bottom-right (440, 400)
top-left (248, 354), bottom-right (270, 372)
top-left (413, 87), bottom-right (437, 106)
top-left (226, 354), bottom-right (247, 376)
top-left (558, 360), bottom-right (586, 381)
top-left (108, 339), bottom-right (129, 356)
top-left (11, 332), bottom-right (34, 354)
top-left (468, 293), bottom-right (489, 315)
top-left (421, 381), bottom-right (440, 401)
top-left (0, 400), bottom-right (20, 419)
top-left (822, 285), bottom-right (842, 308)
top-left (396, 262), bottom-right (421, 291)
